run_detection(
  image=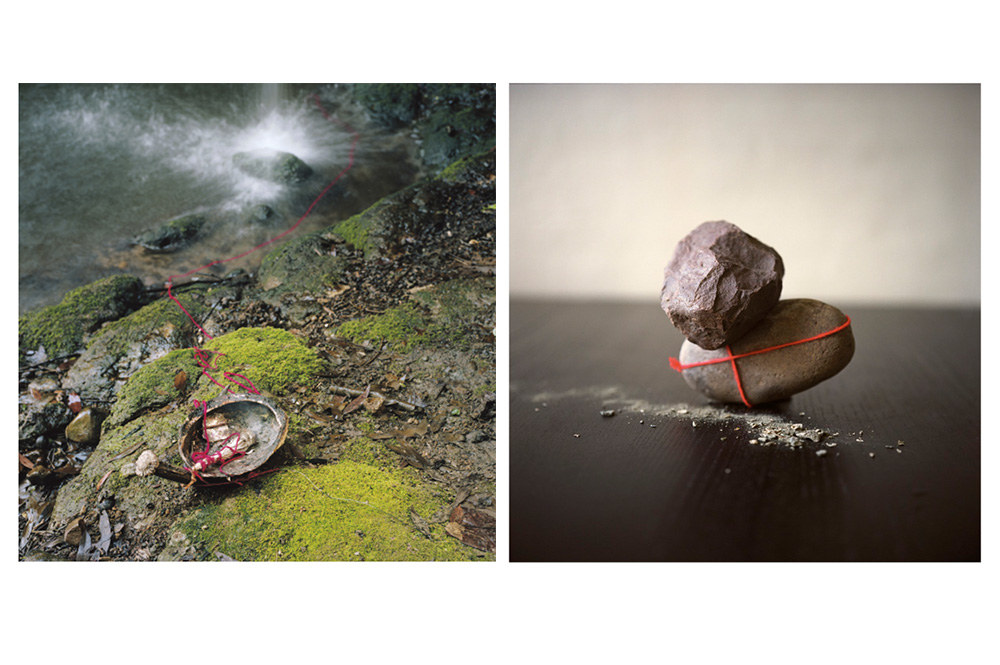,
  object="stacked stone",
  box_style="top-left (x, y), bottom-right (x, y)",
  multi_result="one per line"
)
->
top-left (661, 221), bottom-right (854, 405)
